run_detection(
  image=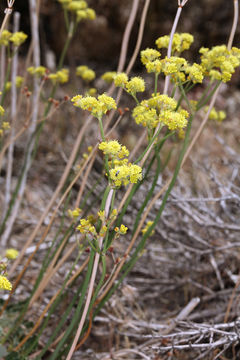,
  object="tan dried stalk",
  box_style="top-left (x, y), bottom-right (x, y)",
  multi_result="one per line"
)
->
top-left (14, 256), bottom-right (90, 352)
top-left (3, 11), bottom-right (20, 227)
top-left (1, 0), bottom-right (41, 245)
top-left (0, 0), bottom-right (15, 37)
top-left (66, 189), bottom-right (114, 360)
